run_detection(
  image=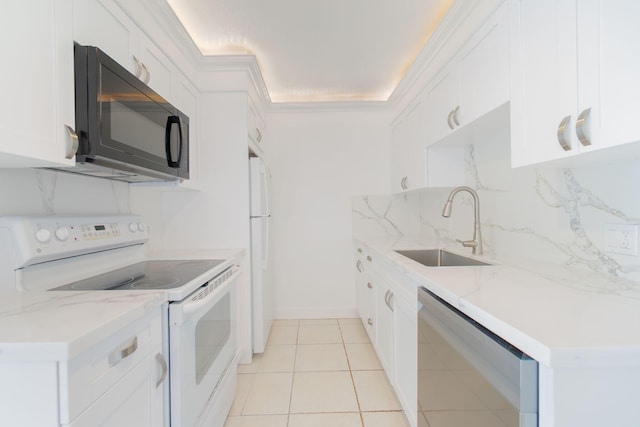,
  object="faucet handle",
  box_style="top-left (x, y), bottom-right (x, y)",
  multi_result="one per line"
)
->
top-left (456, 239), bottom-right (478, 248)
